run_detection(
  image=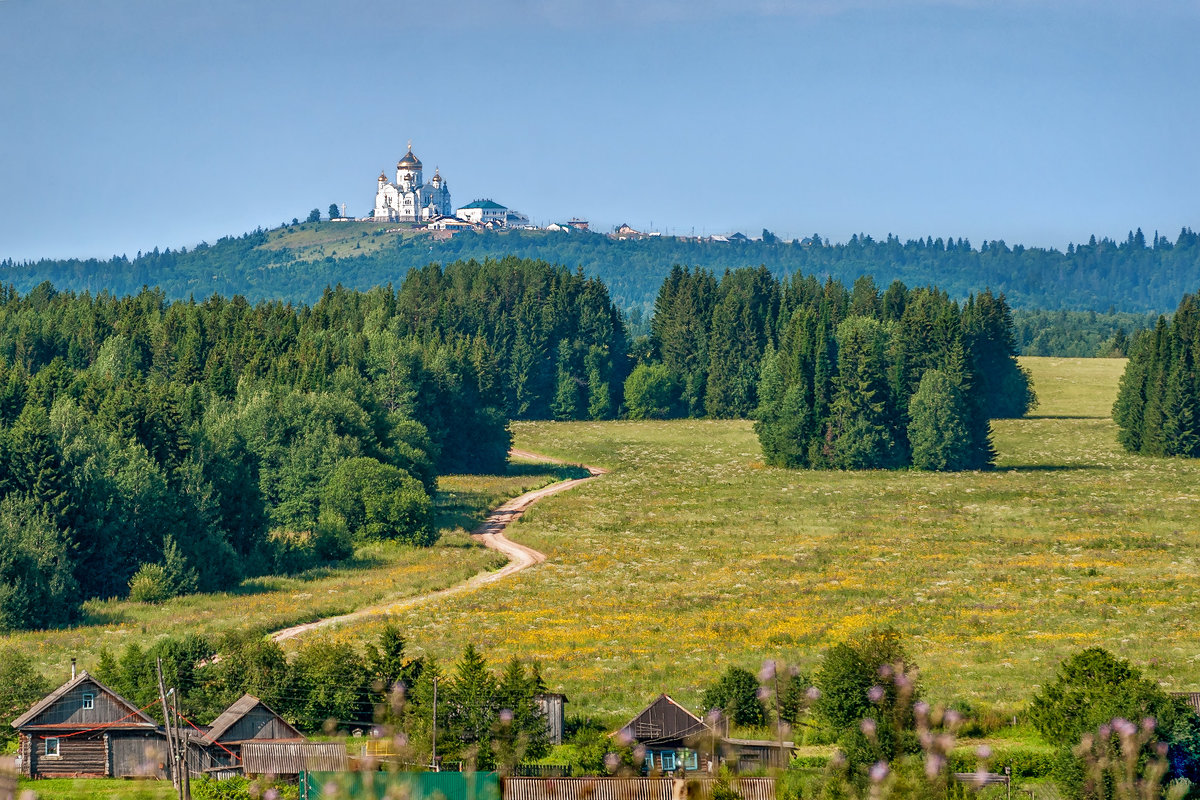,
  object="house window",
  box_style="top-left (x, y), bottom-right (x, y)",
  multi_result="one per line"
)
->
top-left (645, 750), bottom-right (655, 771)
top-left (82, 692), bottom-right (94, 710)
top-left (683, 750), bottom-right (699, 770)
top-left (45, 737), bottom-right (60, 757)
top-left (661, 751), bottom-right (676, 771)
